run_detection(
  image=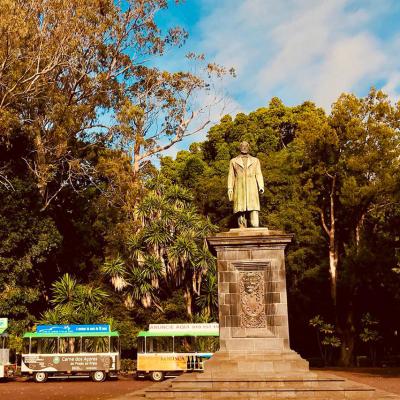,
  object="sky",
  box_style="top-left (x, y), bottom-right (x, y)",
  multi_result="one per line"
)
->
top-left (157, 0), bottom-right (400, 109)
top-left (153, 0), bottom-right (400, 155)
